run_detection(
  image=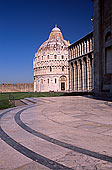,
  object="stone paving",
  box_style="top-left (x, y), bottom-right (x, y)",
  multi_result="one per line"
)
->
top-left (0, 96), bottom-right (112, 170)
